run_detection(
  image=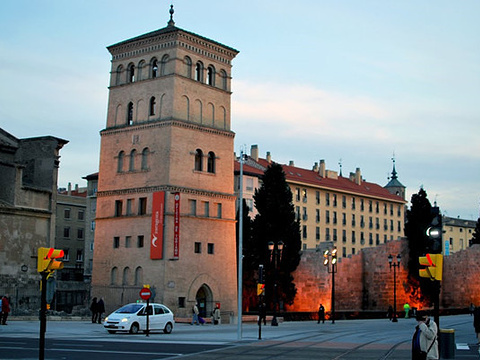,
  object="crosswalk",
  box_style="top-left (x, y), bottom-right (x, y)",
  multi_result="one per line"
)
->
top-left (456, 343), bottom-right (480, 358)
